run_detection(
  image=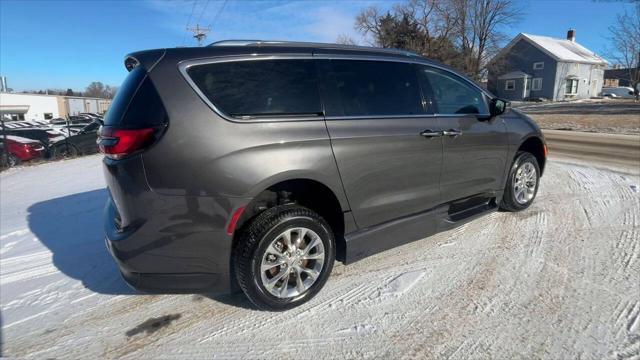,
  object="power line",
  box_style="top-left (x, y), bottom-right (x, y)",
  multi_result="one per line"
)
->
top-left (187, 24), bottom-right (211, 46)
top-left (196, 0), bottom-right (211, 26)
top-left (181, 0), bottom-right (198, 46)
top-left (209, 0), bottom-right (228, 28)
